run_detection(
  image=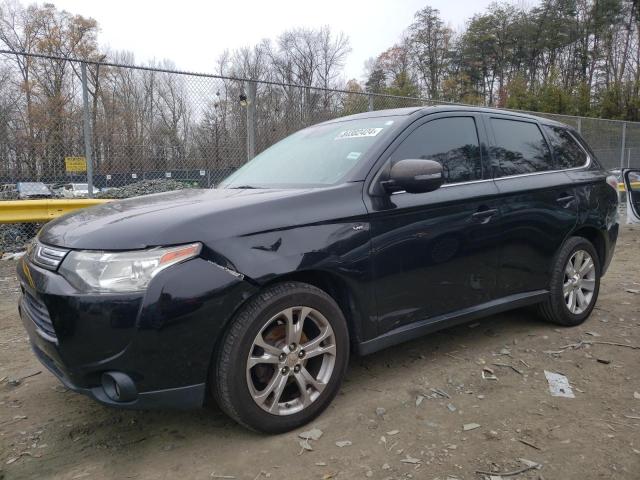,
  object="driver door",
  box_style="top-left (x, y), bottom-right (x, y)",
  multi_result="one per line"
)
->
top-left (624, 169), bottom-right (640, 224)
top-left (365, 113), bottom-right (502, 336)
